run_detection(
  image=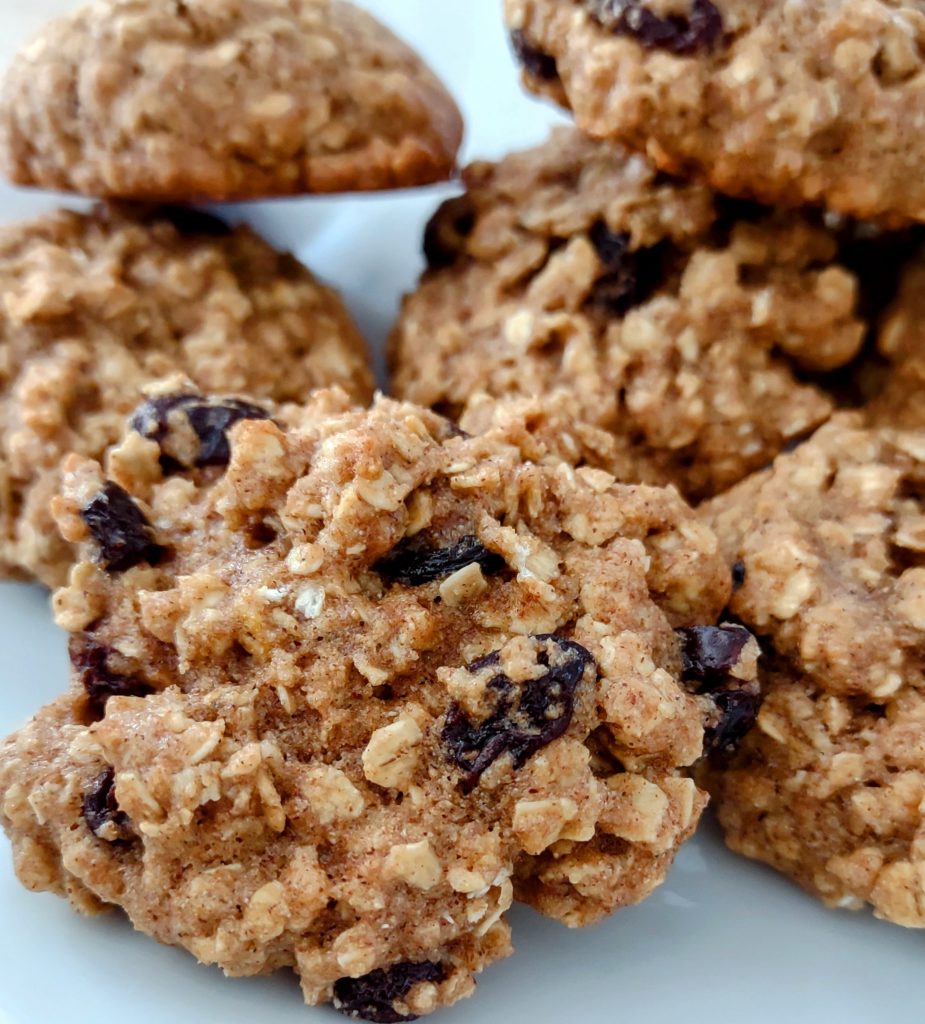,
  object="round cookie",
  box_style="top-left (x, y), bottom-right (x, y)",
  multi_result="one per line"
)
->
top-left (0, 204), bottom-right (373, 587)
top-left (388, 128), bottom-right (866, 501)
top-left (0, 388), bottom-right (758, 1018)
top-left (0, 0), bottom-right (463, 200)
top-left (506, 0), bottom-right (925, 224)
top-left (702, 414), bottom-right (925, 926)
